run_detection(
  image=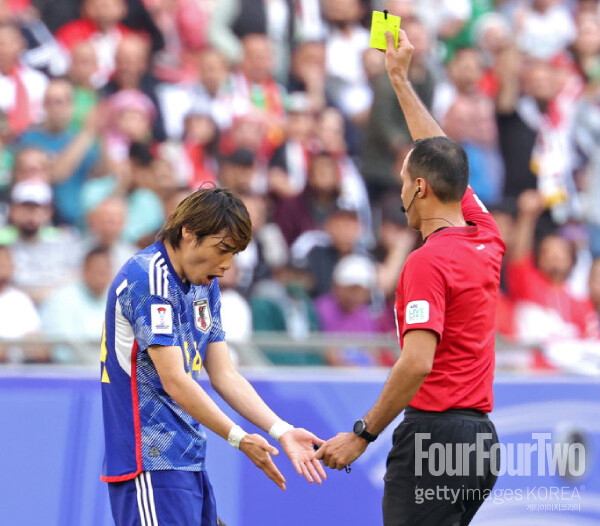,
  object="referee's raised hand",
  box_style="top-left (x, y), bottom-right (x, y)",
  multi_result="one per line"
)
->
top-left (384, 29), bottom-right (414, 84)
top-left (240, 433), bottom-right (287, 490)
